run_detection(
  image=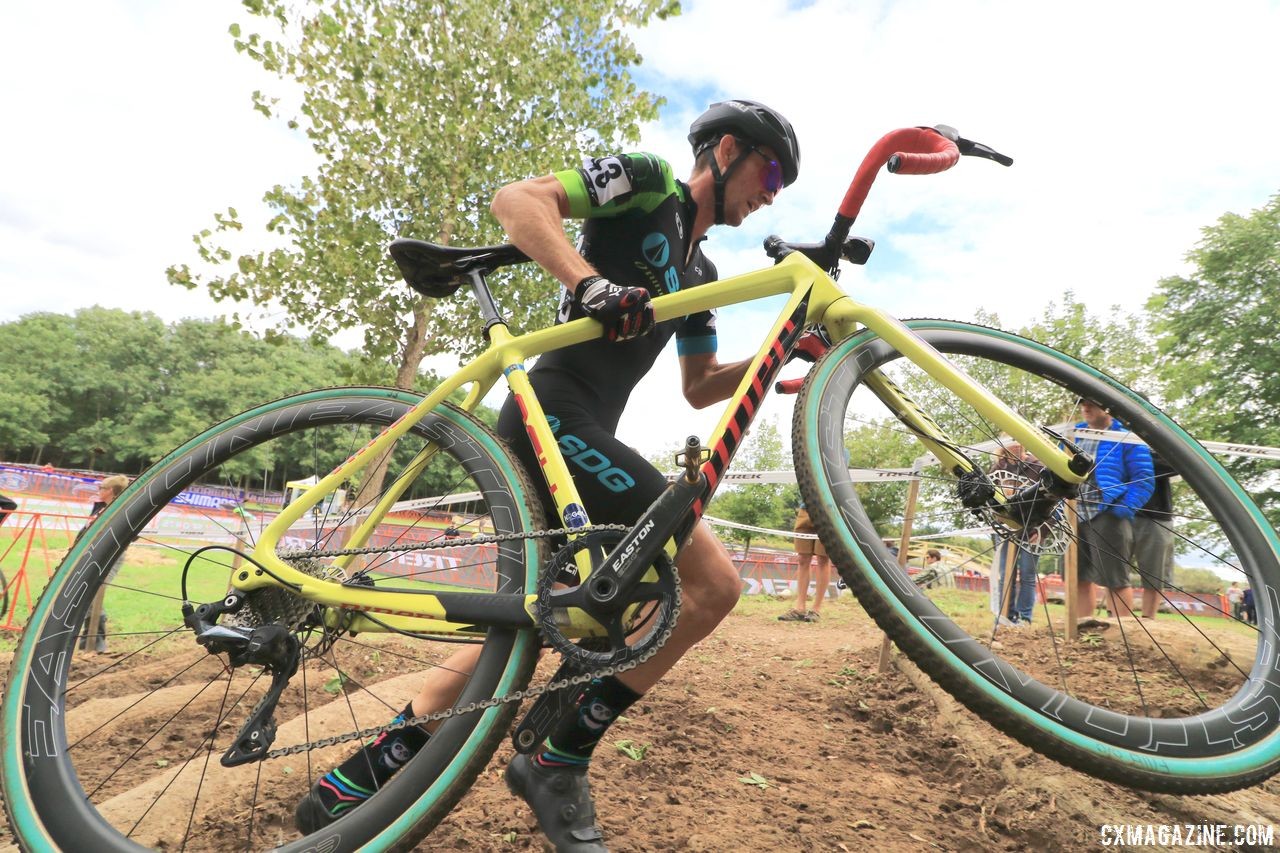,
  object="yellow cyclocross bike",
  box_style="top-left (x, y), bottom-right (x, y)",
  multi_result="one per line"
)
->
top-left (5, 126), bottom-right (1279, 852)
